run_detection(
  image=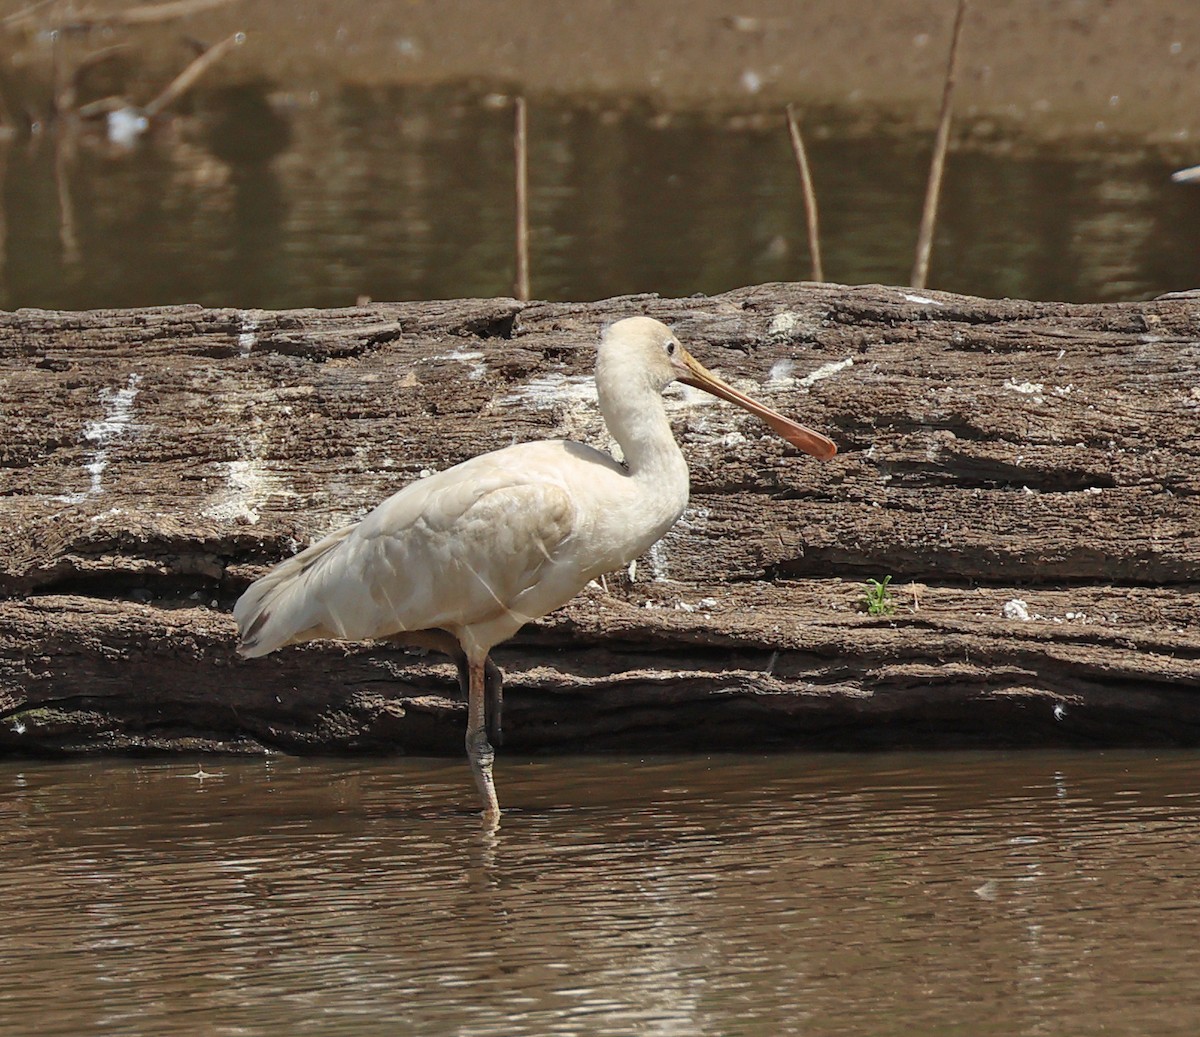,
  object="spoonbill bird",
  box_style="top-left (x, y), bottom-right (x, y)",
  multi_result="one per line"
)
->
top-left (234, 316), bottom-right (836, 824)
